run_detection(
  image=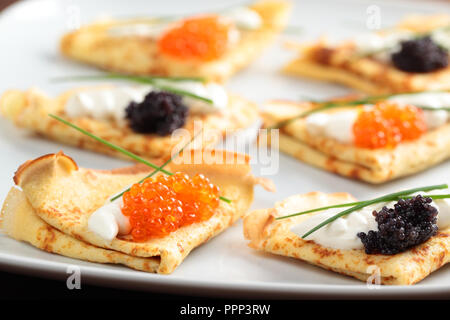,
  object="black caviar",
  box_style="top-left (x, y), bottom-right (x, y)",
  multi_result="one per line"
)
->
top-left (125, 91), bottom-right (188, 136)
top-left (357, 195), bottom-right (438, 255)
top-left (391, 36), bottom-right (448, 73)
